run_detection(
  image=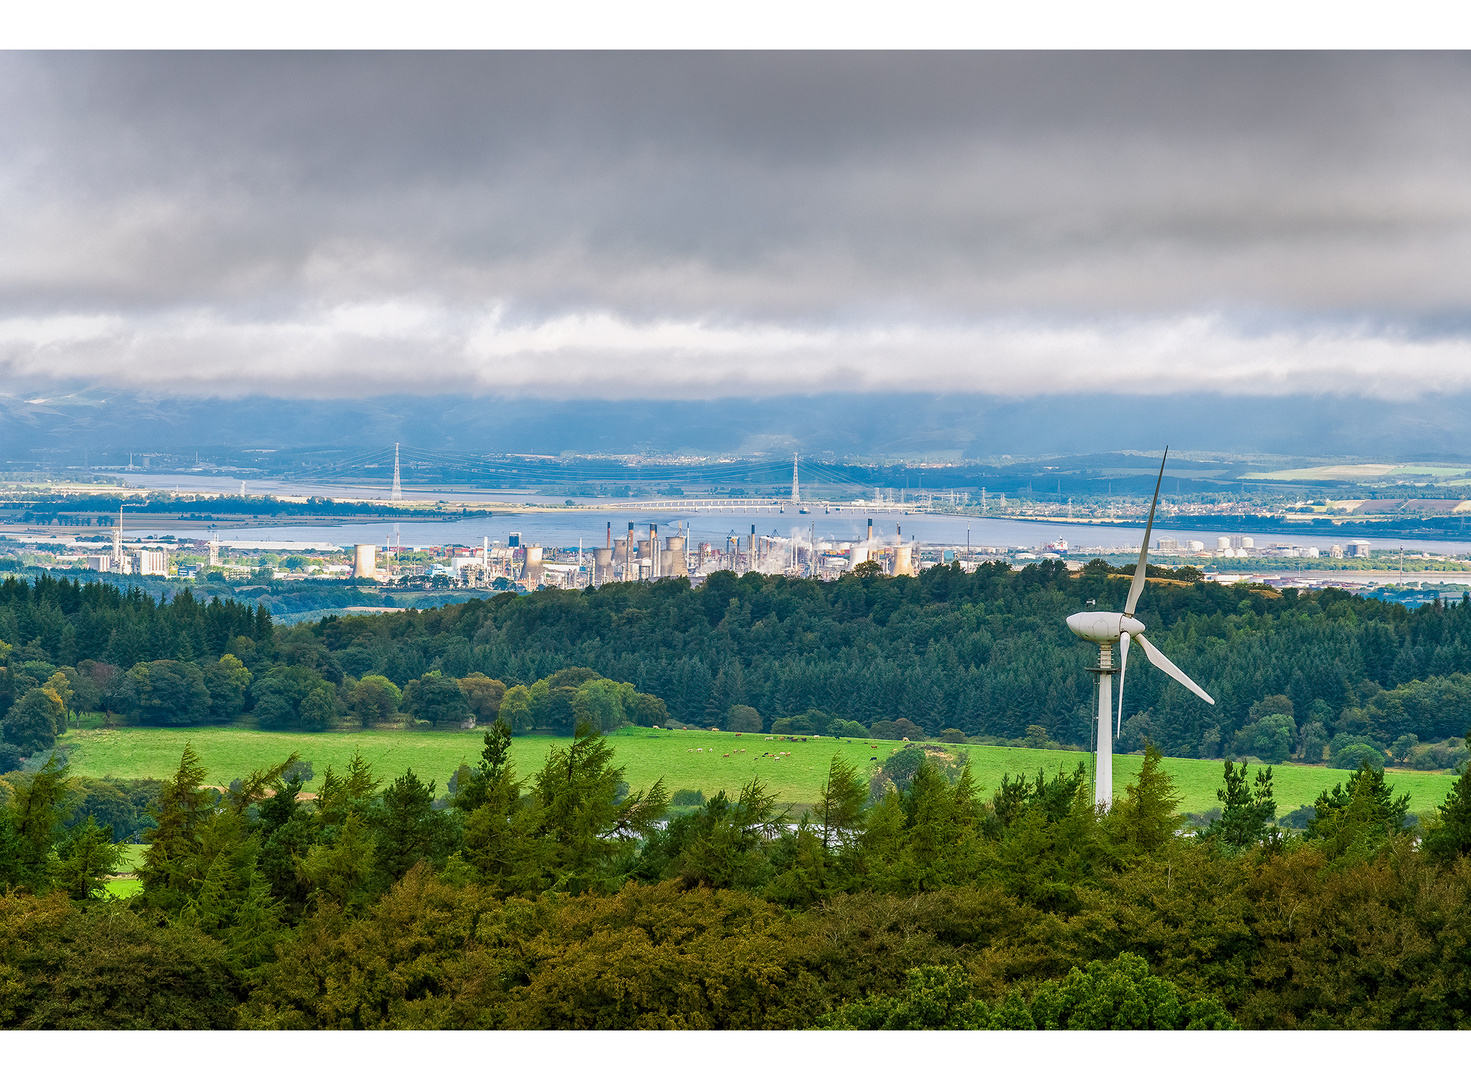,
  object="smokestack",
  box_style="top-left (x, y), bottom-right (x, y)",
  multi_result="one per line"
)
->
top-left (649, 523), bottom-right (659, 580)
top-left (607, 521), bottom-right (612, 549)
top-left (750, 524), bottom-right (756, 569)
top-left (626, 521), bottom-right (635, 581)
top-left (867, 518), bottom-right (874, 543)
